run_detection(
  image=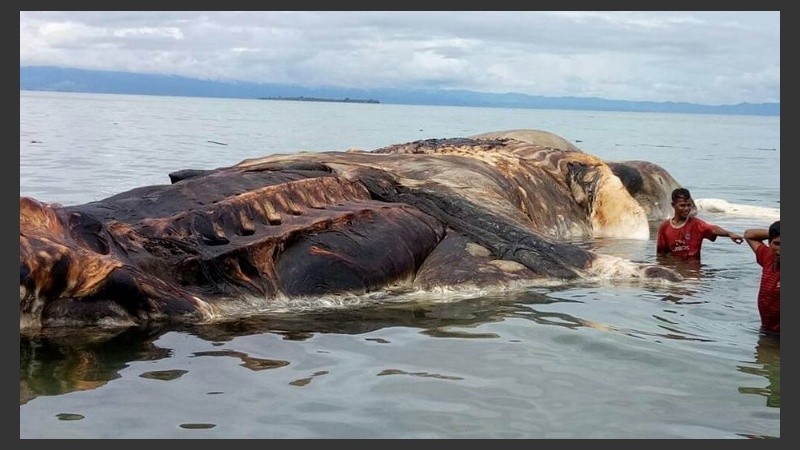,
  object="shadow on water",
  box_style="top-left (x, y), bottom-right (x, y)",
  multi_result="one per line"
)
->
top-left (19, 288), bottom-right (614, 405)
